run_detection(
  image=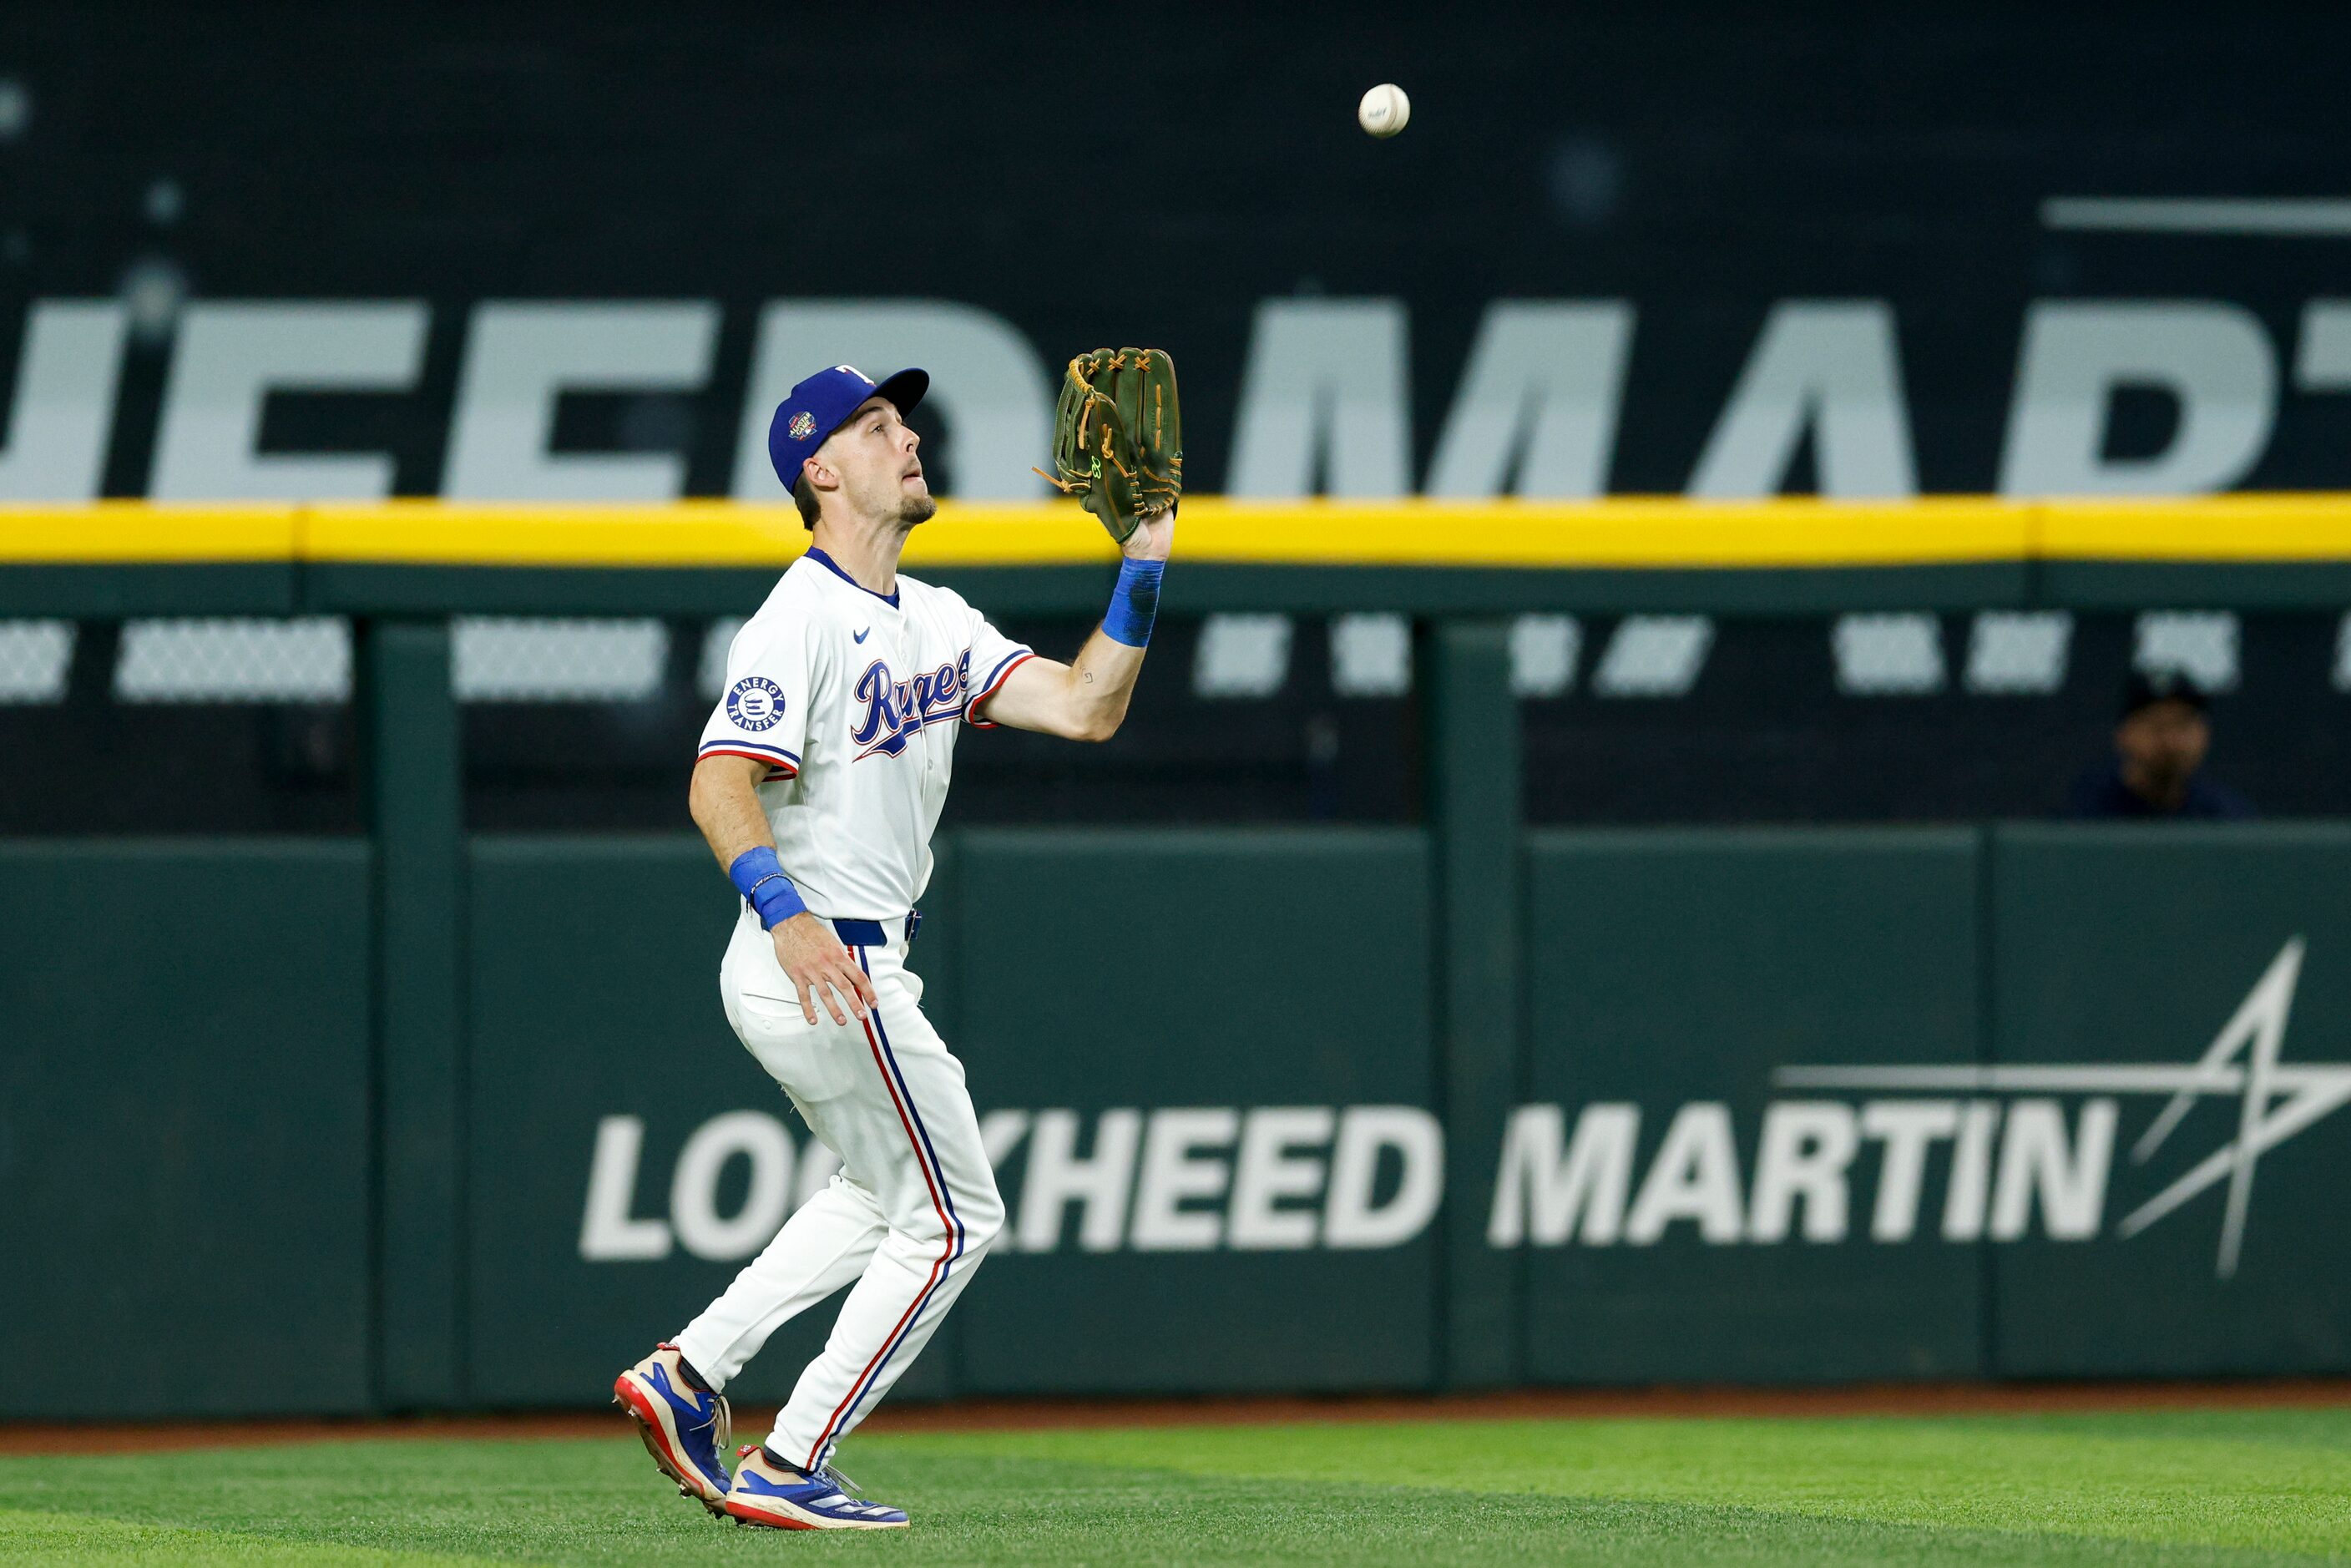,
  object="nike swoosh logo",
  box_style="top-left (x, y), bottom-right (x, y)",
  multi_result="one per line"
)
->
top-left (853, 628), bottom-right (870, 643)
